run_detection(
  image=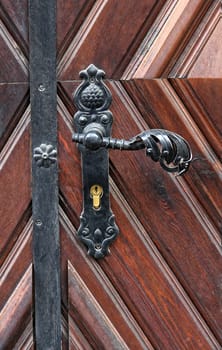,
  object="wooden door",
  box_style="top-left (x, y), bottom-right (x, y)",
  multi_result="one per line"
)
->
top-left (1, 1), bottom-right (222, 349)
